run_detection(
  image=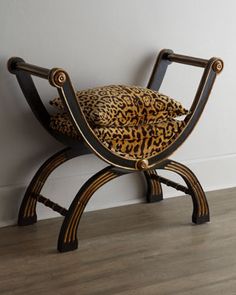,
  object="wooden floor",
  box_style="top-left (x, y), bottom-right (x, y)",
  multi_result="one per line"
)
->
top-left (1, 187), bottom-right (236, 294)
